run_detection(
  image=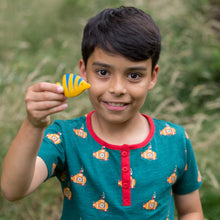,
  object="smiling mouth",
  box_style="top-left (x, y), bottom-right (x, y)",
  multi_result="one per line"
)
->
top-left (103, 101), bottom-right (129, 110)
top-left (107, 102), bottom-right (127, 107)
